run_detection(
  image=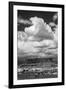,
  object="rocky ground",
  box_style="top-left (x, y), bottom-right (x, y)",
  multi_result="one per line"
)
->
top-left (17, 57), bottom-right (58, 80)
